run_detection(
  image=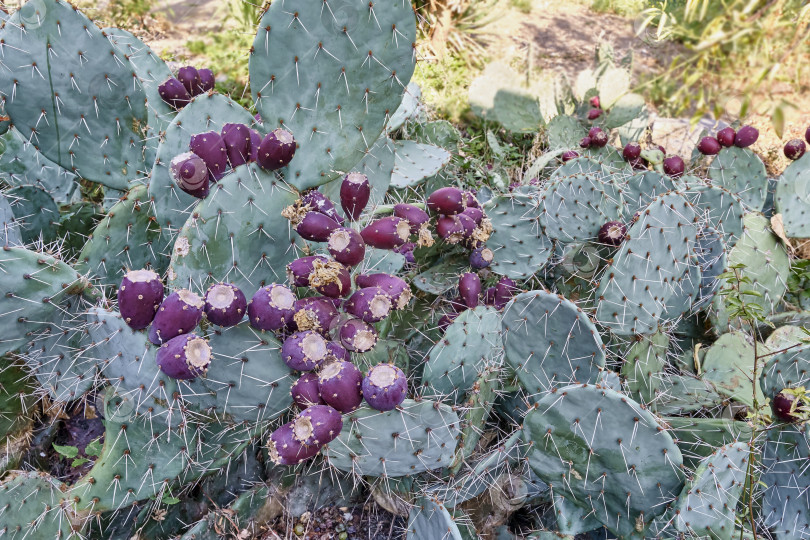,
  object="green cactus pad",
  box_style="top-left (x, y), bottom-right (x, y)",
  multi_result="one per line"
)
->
top-left (775, 152), bottom-right (810, 237)
top-left (604, 93), bottom-right (646, 129)
top-left (75, 184), bottom-right (168, 286)
top-left (0, 0), bottom-right (147, 189)
top-left (760, 343), bottom-right (810, 401)
top-left (502, 290), bottom-right (606, 396)
top-left (540, 171), bottom-right (623, 242)
top-left (325, 399), bottom-right (460, 477)
top-left (423, 306), bottom-right (502, 403)
top-left (683, 183), bottom-right (745, 245)
top-left (168, 163), bottom-right (300, 295)
top-left (0, 358), bottom-right (36, 472)
top-left (387, 82), bottom-right (425, 131)
top-left (406, 497), bottom-right (472, 540)
top-left (708, 147), bottom-right (768, 211)
top-left (761, 425), bottom-right (810, 539)
top-left (622, 171), bottom-right (673, 215)
top-left (486, 193), bottom-right (553, 279)
top-left (148, 93), bottom-right (255, 231)
top-left (552, 494), bottom-right (604, 536)
top-left (664, 417), bottom-right (751, 471)
top-left (390, 141), bottom-right (451, 188)
top-left (412, 256), bottom-right (469, 295)
top-left (701, 331), bottom-right (765, 409)
top-left (412, 120), bottom-right (462, 151)
top-left (0, 471), bottom-right (73, 538)
top-left (0, 129), bottom-right (78, 204)
top-left (0, 192), bottom-right (21, 247)
top-left (6, 184), bottom-right (59, 244)
top-left (654, 373), bottom-right (724, 416)
top-left (595, 191), bottom-right (699, 335)
top-left (249, 0), bottom-right (417, 190)
top-left (493, 89), bottom-right (544, 133)
top-left (546, 115), bottom-right (587, 150)
top-left (523, 383), bottom-right (684, 538)
top-left (451, 367), bottom-right (499, 467)
top-left (619, 330), bottom-right (668, 405)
